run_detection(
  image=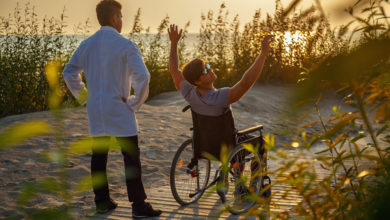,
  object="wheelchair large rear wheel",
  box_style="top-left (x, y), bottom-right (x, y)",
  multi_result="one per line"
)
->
top-left (170, 139), bottom-right (211, 205)
top-left (220, 144), bottom-right (265, 215)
